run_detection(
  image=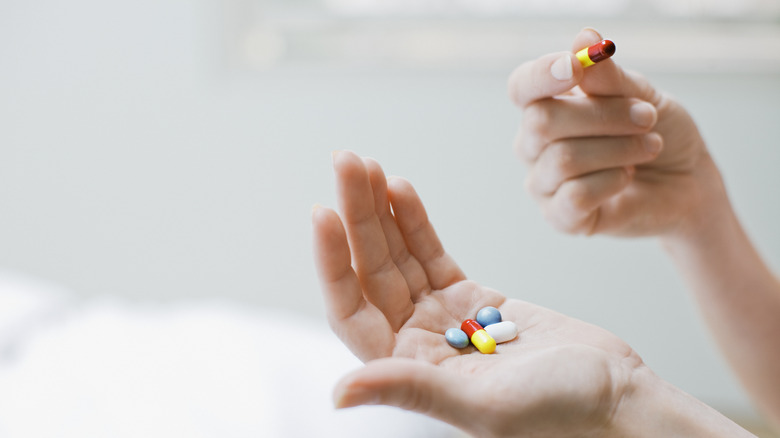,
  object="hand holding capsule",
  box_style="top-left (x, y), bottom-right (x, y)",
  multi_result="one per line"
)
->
top-left (508, 28), bottom-right (720, 238)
